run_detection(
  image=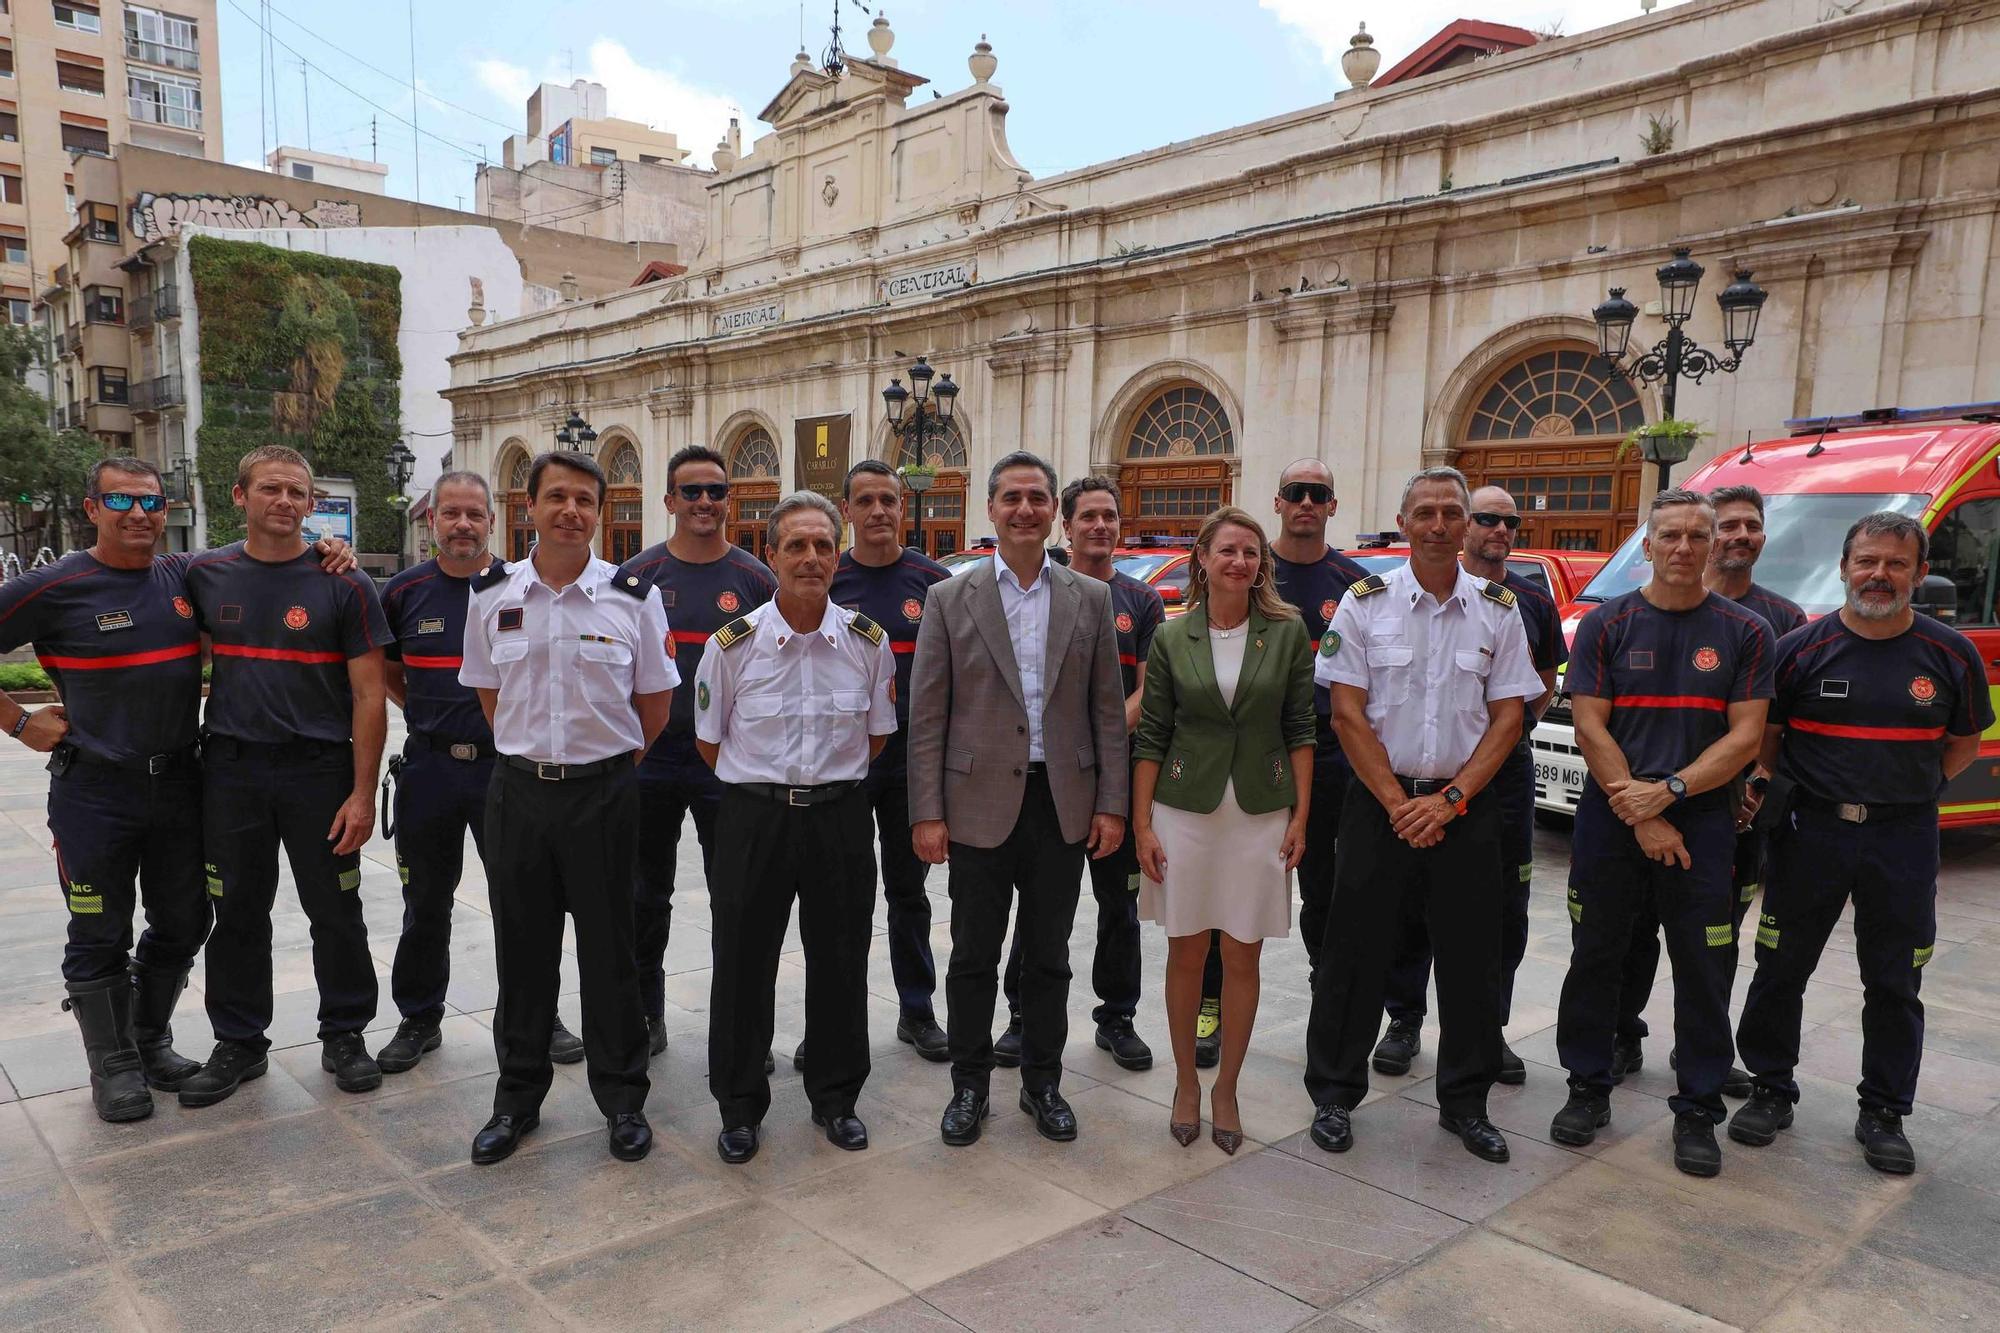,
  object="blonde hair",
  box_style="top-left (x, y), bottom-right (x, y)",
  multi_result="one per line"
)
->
top-left (1187, 506), bottom-right (1298, 622)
